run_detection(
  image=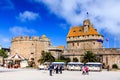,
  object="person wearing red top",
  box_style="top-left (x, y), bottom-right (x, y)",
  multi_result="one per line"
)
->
top-left (85, 66), bottom-right (89, 75)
